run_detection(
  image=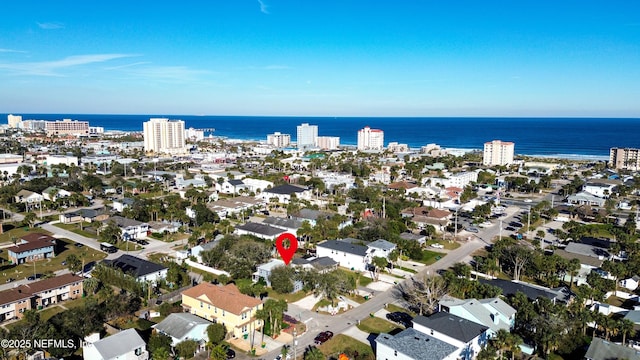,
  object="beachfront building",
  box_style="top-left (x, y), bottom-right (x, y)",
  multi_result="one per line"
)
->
top-left (267, 132), bottom-right (291, 148)
top-left (296, 123), bottom-right (318, 149)
top-left (45, 119), bottom-right (90, 137)
top-left (143, 117), bottom-right (187, 155)
top-left (609, 147), bottom-right (640, 171)
top-left (316, 136), bottom-right (340, 150)
top-left (483, 140), bottom-right (515, 166)
top-left (357, 126), bottom-right (384, 151)
top-left (7, 114), bottom-right (22, 128)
